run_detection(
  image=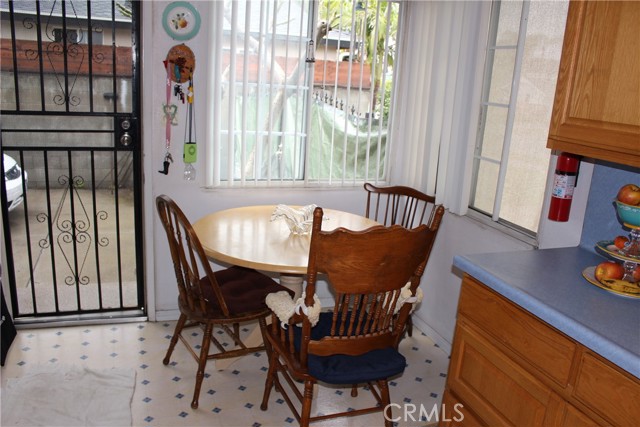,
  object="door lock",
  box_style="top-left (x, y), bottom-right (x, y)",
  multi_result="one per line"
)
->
top-left (117, 117), bottom-right (136, 147)
top-left (120, 132), bottom-right (133, 146)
